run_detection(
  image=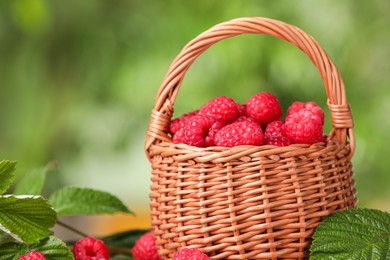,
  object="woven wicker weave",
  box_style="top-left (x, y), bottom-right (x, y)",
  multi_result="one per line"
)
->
top-left (145, 17), bottom-right (356, 260)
